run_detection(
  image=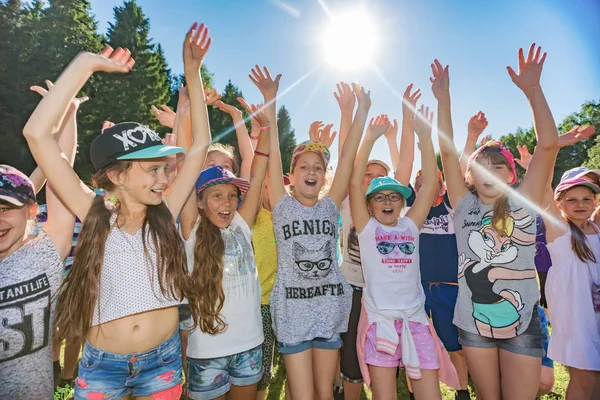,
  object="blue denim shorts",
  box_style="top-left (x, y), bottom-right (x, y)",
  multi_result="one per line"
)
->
top-left (185, 345), bottom-right (263, 400)
top-left (278, 334), bottom-right (342, 355)
top-left (74, 330), bottom-right (183, 400)
top-left (458, 306), bottom-right (545, 358)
